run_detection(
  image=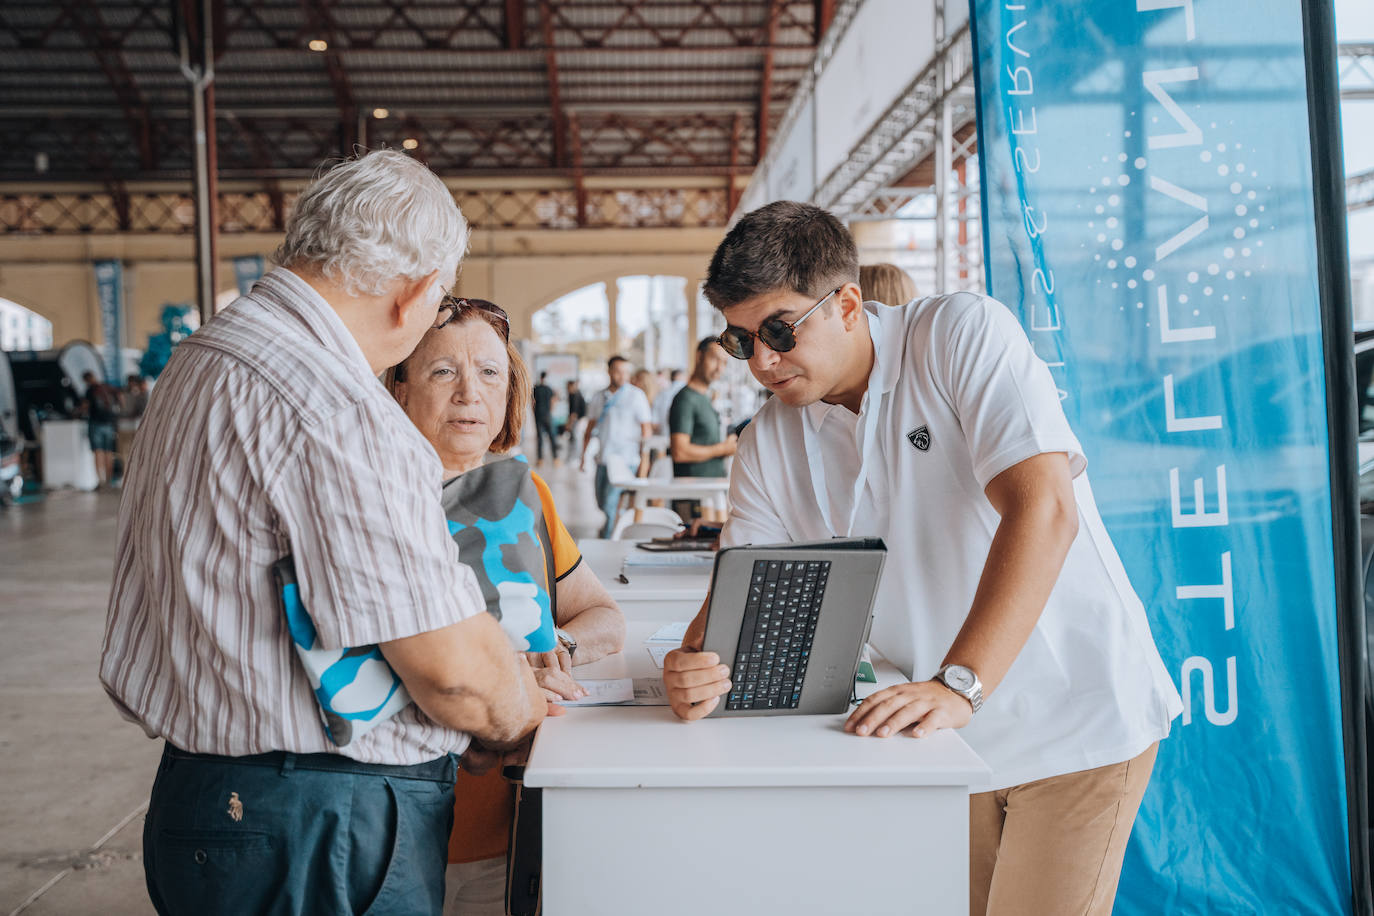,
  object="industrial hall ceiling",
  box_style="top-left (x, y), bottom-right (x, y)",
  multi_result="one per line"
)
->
top-left (0, 0), bottom-right (834, 232)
